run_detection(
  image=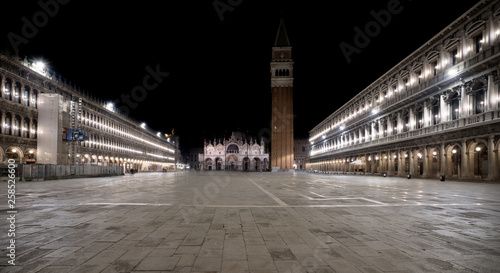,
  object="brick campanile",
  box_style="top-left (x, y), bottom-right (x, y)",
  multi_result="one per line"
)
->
top-left (270, 18), bottom-right (294, 170)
